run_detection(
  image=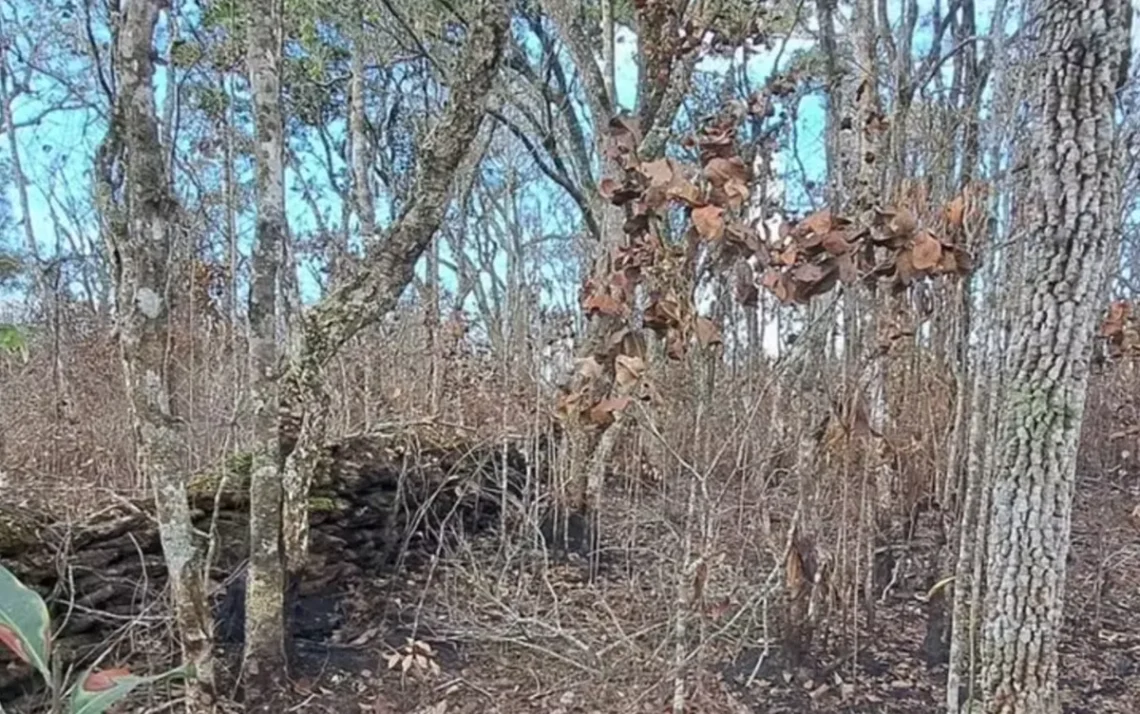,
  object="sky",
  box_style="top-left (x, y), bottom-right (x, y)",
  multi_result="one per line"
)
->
top-left (8, 0), bottom-right (1135, 356)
